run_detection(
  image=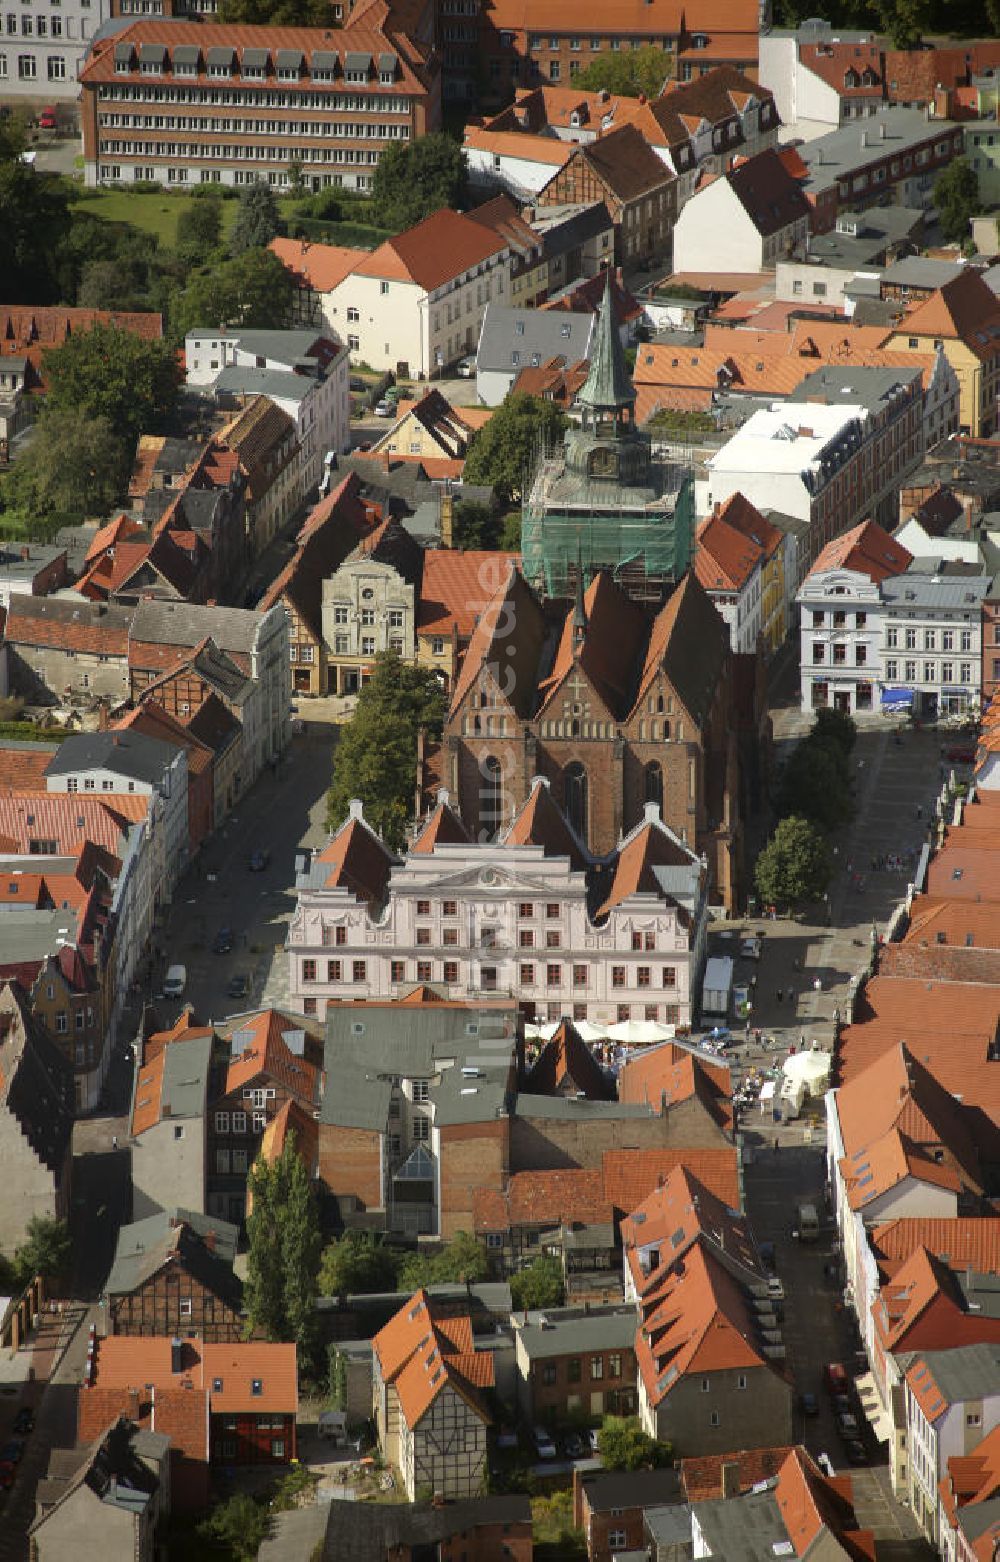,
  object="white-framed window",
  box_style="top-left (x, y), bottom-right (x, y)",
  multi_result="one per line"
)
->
top-left (179, 1297), bottom-right (193, 1317)
top-left (216, 1147), bottom-right (230, 1174)
top-left (412, 1115), bottom-right (430, 1141)
top-left (232, 1111), bottom-right (247, 1133)
top-left (215, 1111), bottom-right (230, 1133)
top-left (17, 50), bottom-right (35, 76)
top-left (412, 1079), bottom-right (430, 1103)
